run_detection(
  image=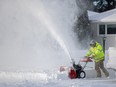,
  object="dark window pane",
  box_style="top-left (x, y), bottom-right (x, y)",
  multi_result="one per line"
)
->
top-left (107, 24), bottom-right (116, 34)
top-left (99, 25), bottom-right (105, 35)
